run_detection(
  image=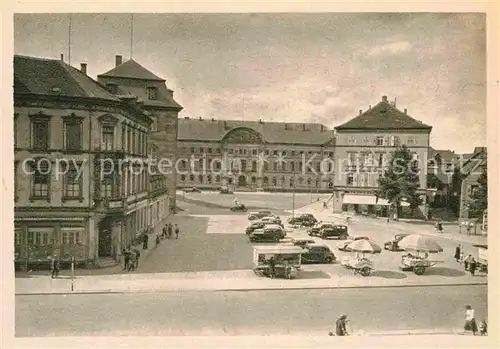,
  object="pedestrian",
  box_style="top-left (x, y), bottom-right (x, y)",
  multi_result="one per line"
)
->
top-left (51, 255), bottom-right (60, 278)
top-left (133, 248), bottom-right (141, 268)
top-left (168, 222), bottom-right (173, 239)
top-left (464, 305), bottom-right (478, 335)
top-left (143, 233), bottom-right (149, 250)
top-left (175, 224), bottom-right (180, 239)
top-left (459, 252), bottom-right (465, 265)
top-left (469, 257), bottom-right (477, 276)
top-left (156, 234), bottom-right (161, 247)
top-left (123, 246), bottom-right (131, 271)
top-left (335, 314), bottom-right (349, 336)
top-left (454, 244), bottom-right (461, 263)
top-left (478, 319), bottom-right (487, 335)
top-left (128, 250), bottom-right (137, 271)
top-left (162, 226), bottom-right (167, 239)
top-left (268, 256), bottom-right (276, 278)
